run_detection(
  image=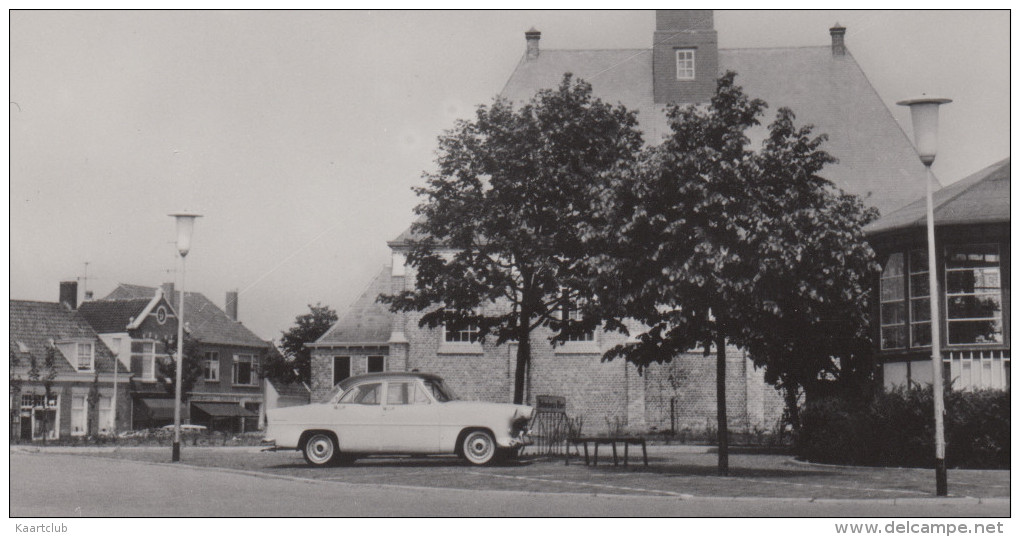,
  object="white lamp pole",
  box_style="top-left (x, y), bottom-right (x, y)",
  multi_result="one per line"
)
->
top-left (169, 213), bottom-right (201, 462)
top-left (897, 95), bottom-right (951, 497)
